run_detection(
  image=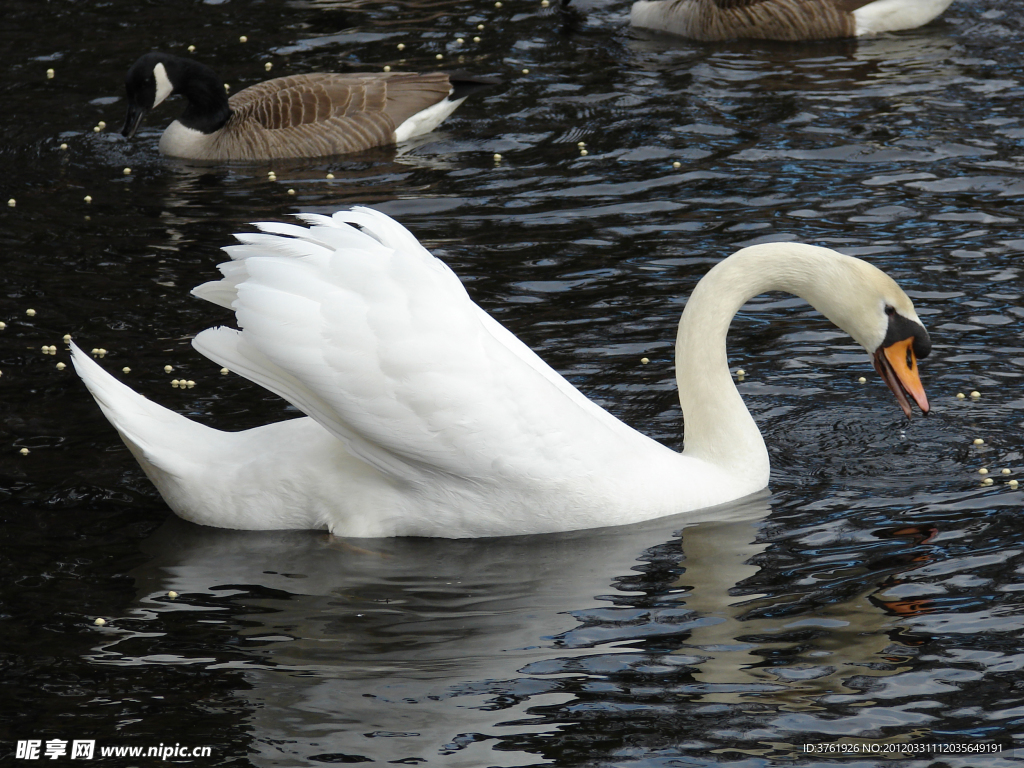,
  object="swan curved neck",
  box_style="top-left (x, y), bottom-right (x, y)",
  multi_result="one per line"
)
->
top-left (675, 244), bottom-right (867, 474)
